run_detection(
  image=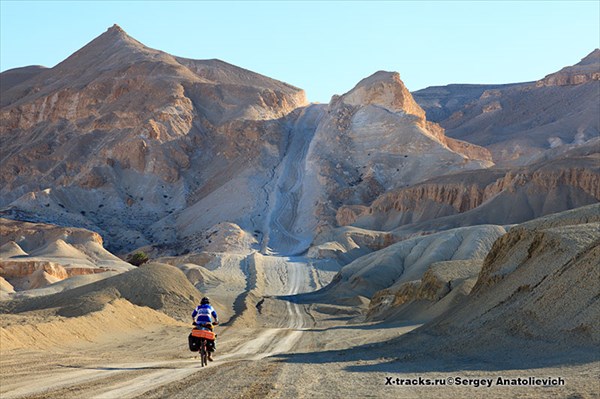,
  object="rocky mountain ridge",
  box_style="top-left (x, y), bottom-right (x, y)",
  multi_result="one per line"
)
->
top-left (1, 26), bottom-right (598, 258)
top-left (537, 48), bottom-right (600, 86)
top-left (413, 49), bottom-right (600, 166)
top-left (289, 71), bottom-right (493, 251)
top-left (337, 149), bottom-right (600, 231)
top-left (1, 25), bottom-right (307, 253)
top-left (0, 25), bottom-right (598, 399)
top-left (1, 26), bottom-right (494, 255)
